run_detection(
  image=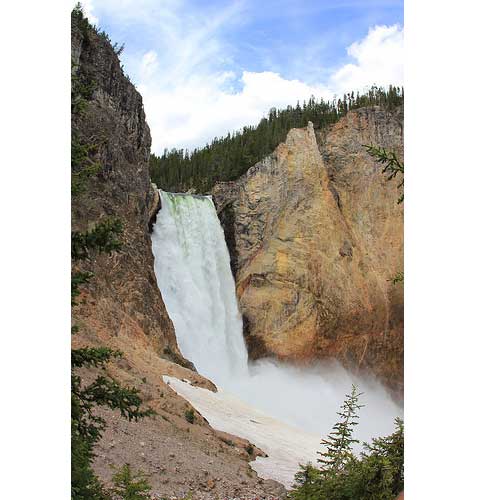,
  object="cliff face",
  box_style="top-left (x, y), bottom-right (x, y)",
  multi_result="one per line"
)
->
top-left (71, 21), bottom-right (189, 368)
top-left (213, 107), bottom-right (403, 394)
top-left (71, 22), bottom-right (288, 497)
